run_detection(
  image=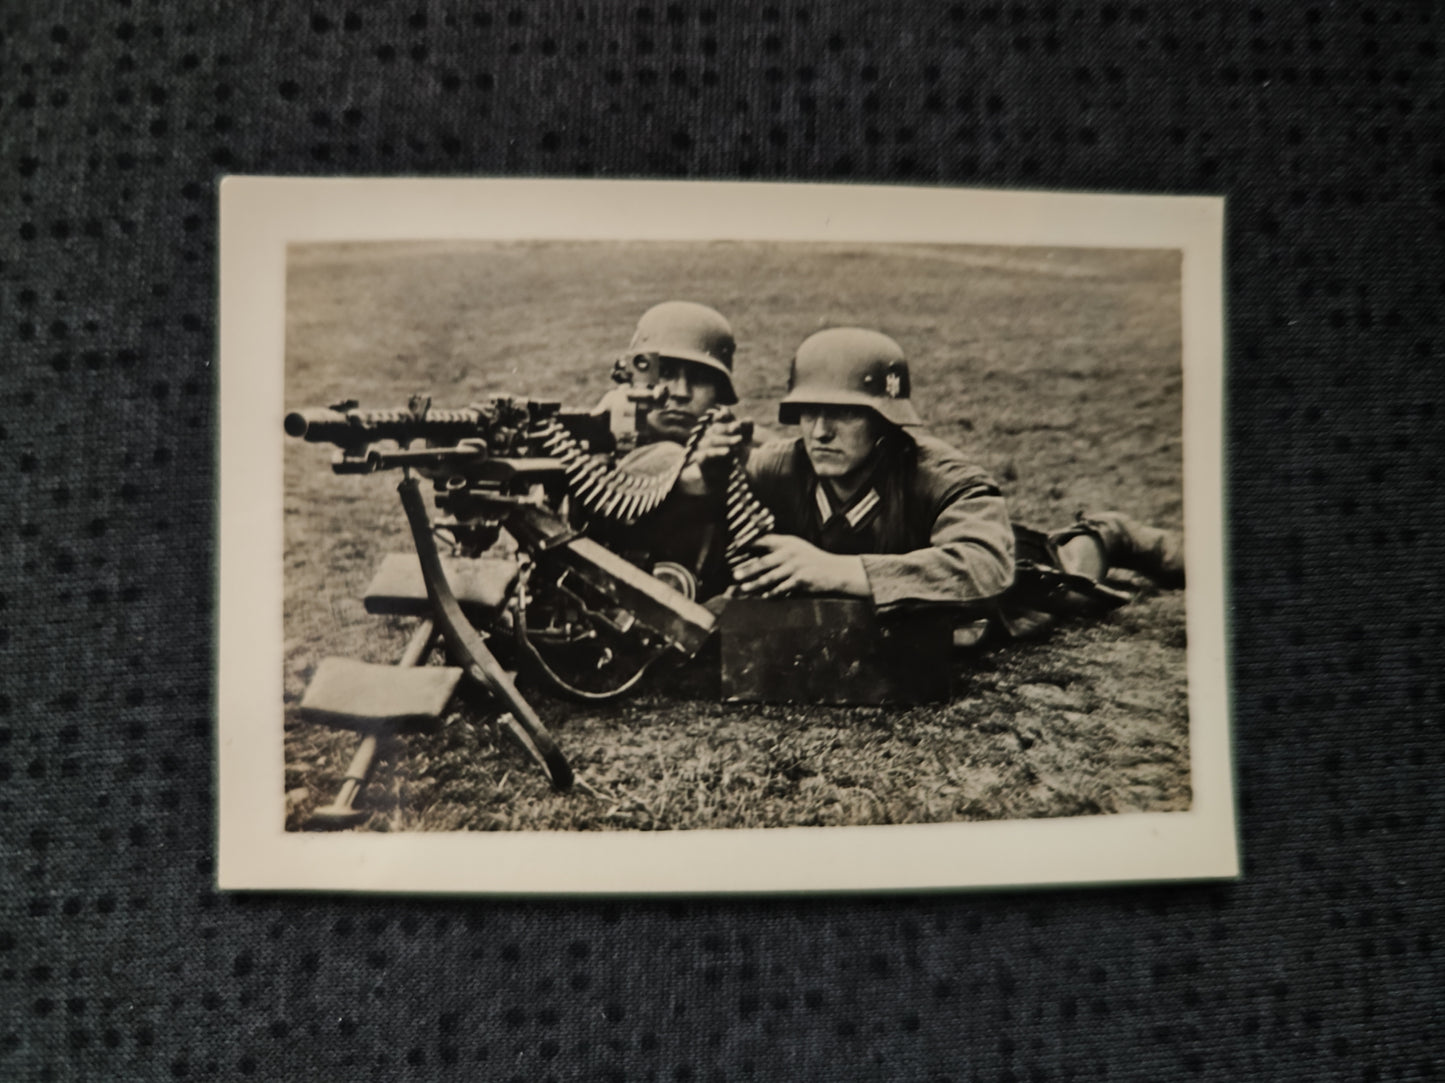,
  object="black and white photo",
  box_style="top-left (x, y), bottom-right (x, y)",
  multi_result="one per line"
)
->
top-left (218, 179), bottom-right (1234, 893)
